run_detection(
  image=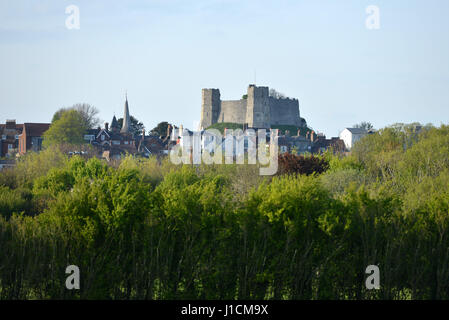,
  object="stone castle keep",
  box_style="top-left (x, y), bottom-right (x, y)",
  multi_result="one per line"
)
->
top-left (200, 84), bottom-right (307, 130)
